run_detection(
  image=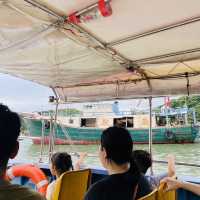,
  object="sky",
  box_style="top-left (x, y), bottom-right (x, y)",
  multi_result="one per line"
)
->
top-left (0, 73), bottom-right (165, 113)
top-left (0, 73), bottom-right (53, 112)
